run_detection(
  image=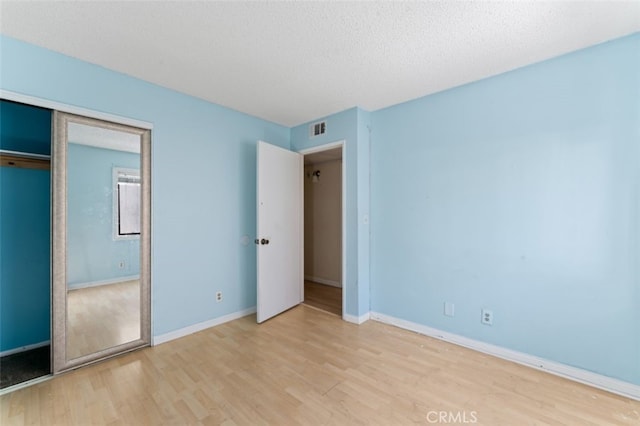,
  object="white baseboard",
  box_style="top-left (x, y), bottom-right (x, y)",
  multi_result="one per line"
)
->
top-left (343, 312), bottom-right (370, 325)
top-left (153, 307), bottom-right (256, 346)
top-left (370, 312), bottom-right (640, 401)
top-left (305, 275), bottom-right (342, 288)
top-left (0, 340), bottom-right (50, 357)
top-left (68, 275), bottom-right (140, 290)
